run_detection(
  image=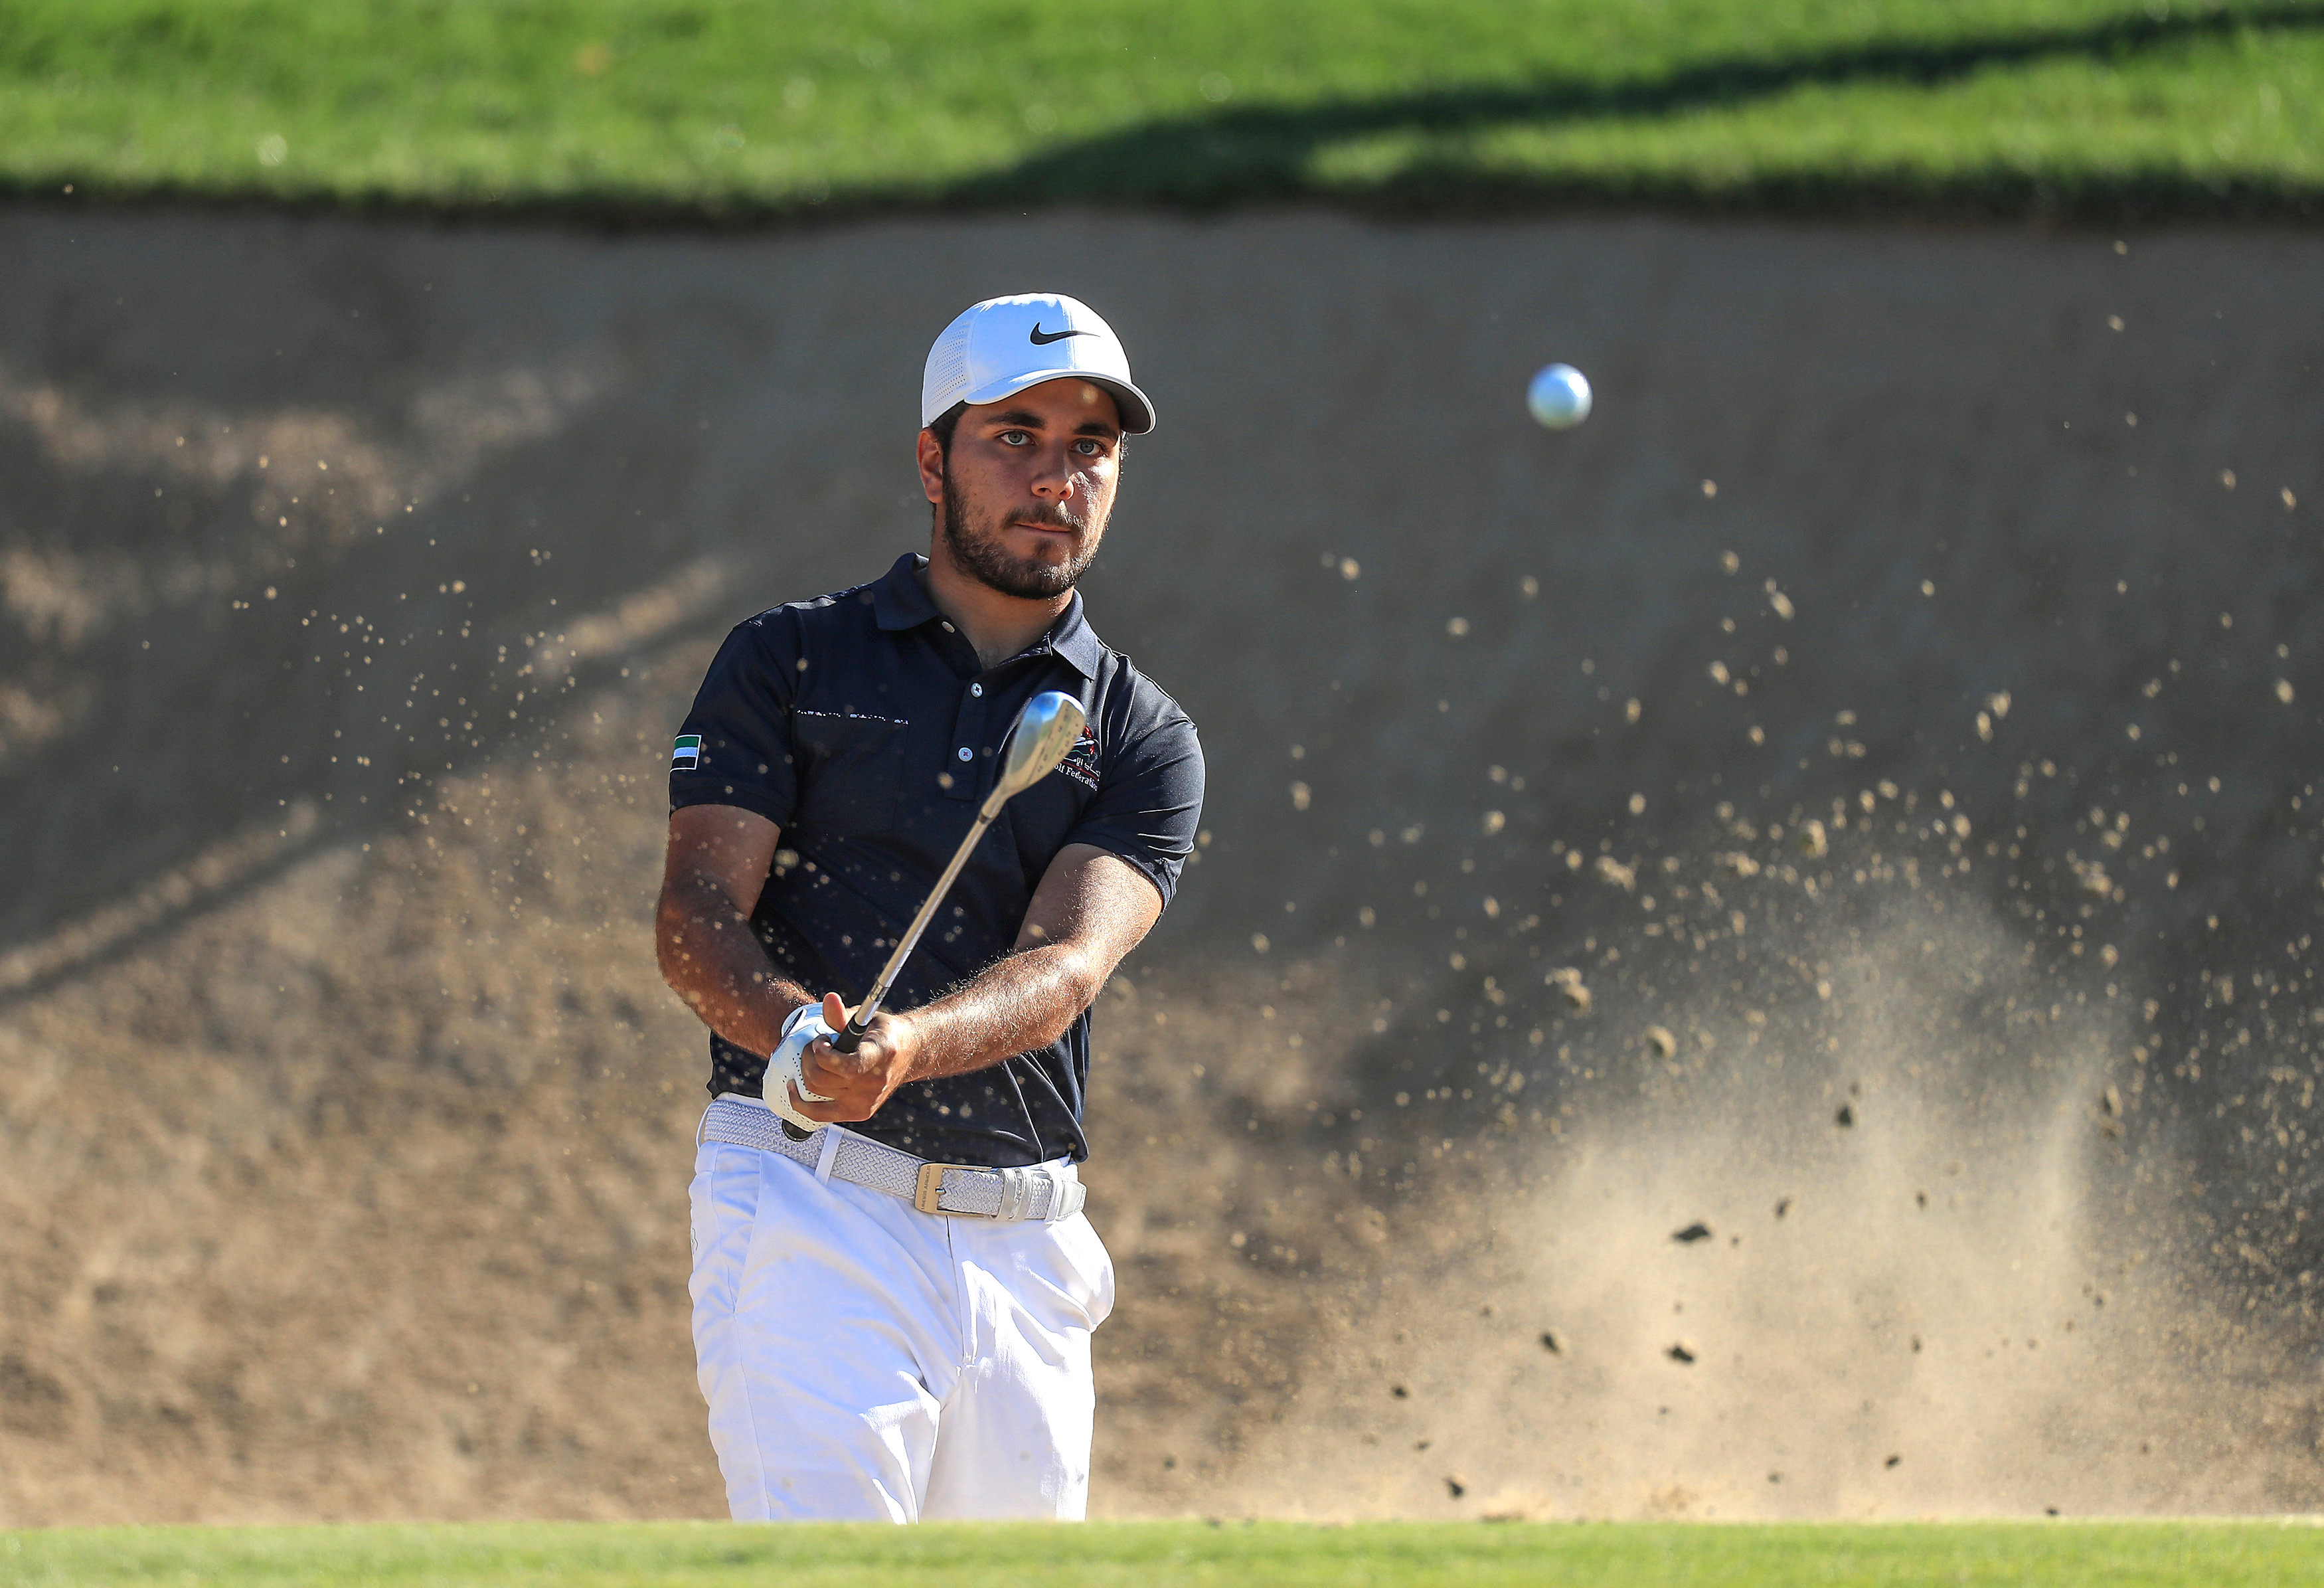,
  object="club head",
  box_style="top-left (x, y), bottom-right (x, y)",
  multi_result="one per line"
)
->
top-left (991, 691), bottom-right (1088, 804)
